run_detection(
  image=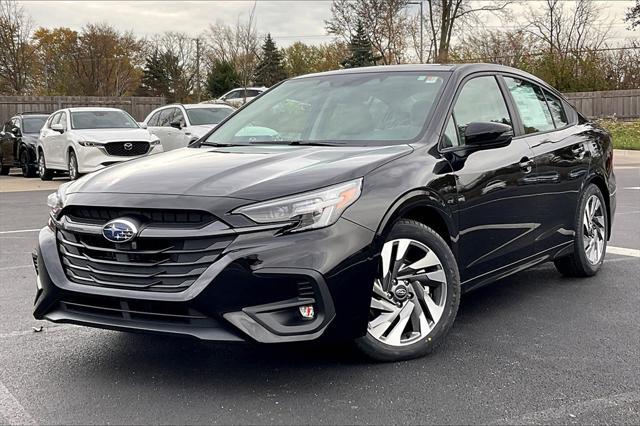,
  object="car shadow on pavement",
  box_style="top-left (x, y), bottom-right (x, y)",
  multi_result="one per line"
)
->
top-left (40, 260), bottom-right (620, 391)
